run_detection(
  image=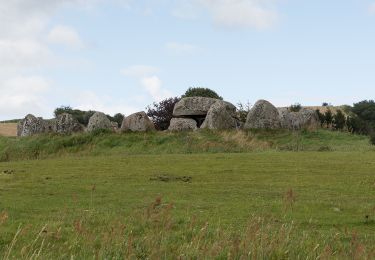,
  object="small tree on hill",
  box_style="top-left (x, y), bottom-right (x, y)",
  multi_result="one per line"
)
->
top-left (333, 110), bottom-right (346, 130)
top-left (182, 87), bottom-right (223, 100)
top-left (147, 97), bottom-right (181, 130)
top-left (289, 103), bottom-right (302, 112)
top-left (316, 109), bottom-right (325, 127)
top-left (324, 109), bottom-right (333, 128)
